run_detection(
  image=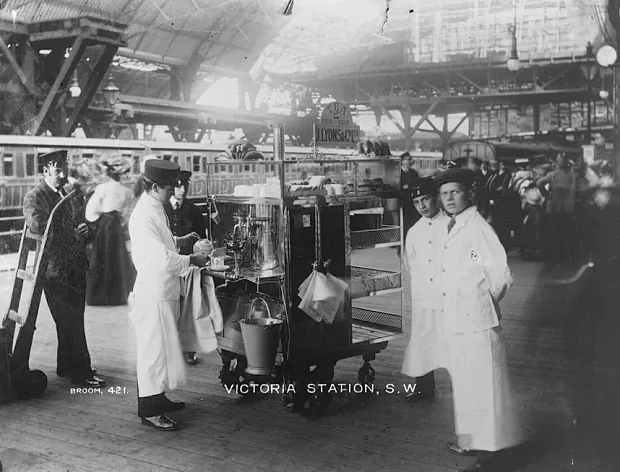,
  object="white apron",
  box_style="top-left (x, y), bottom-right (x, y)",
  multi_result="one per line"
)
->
top-left (401, 307), bottom-right (450, 377)
top-left (128, 193), bottom-right (191, 398)
top-left (448, 326), bottom-right (523, 452)
top-left (129, 294), bottom-right (186, 396)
